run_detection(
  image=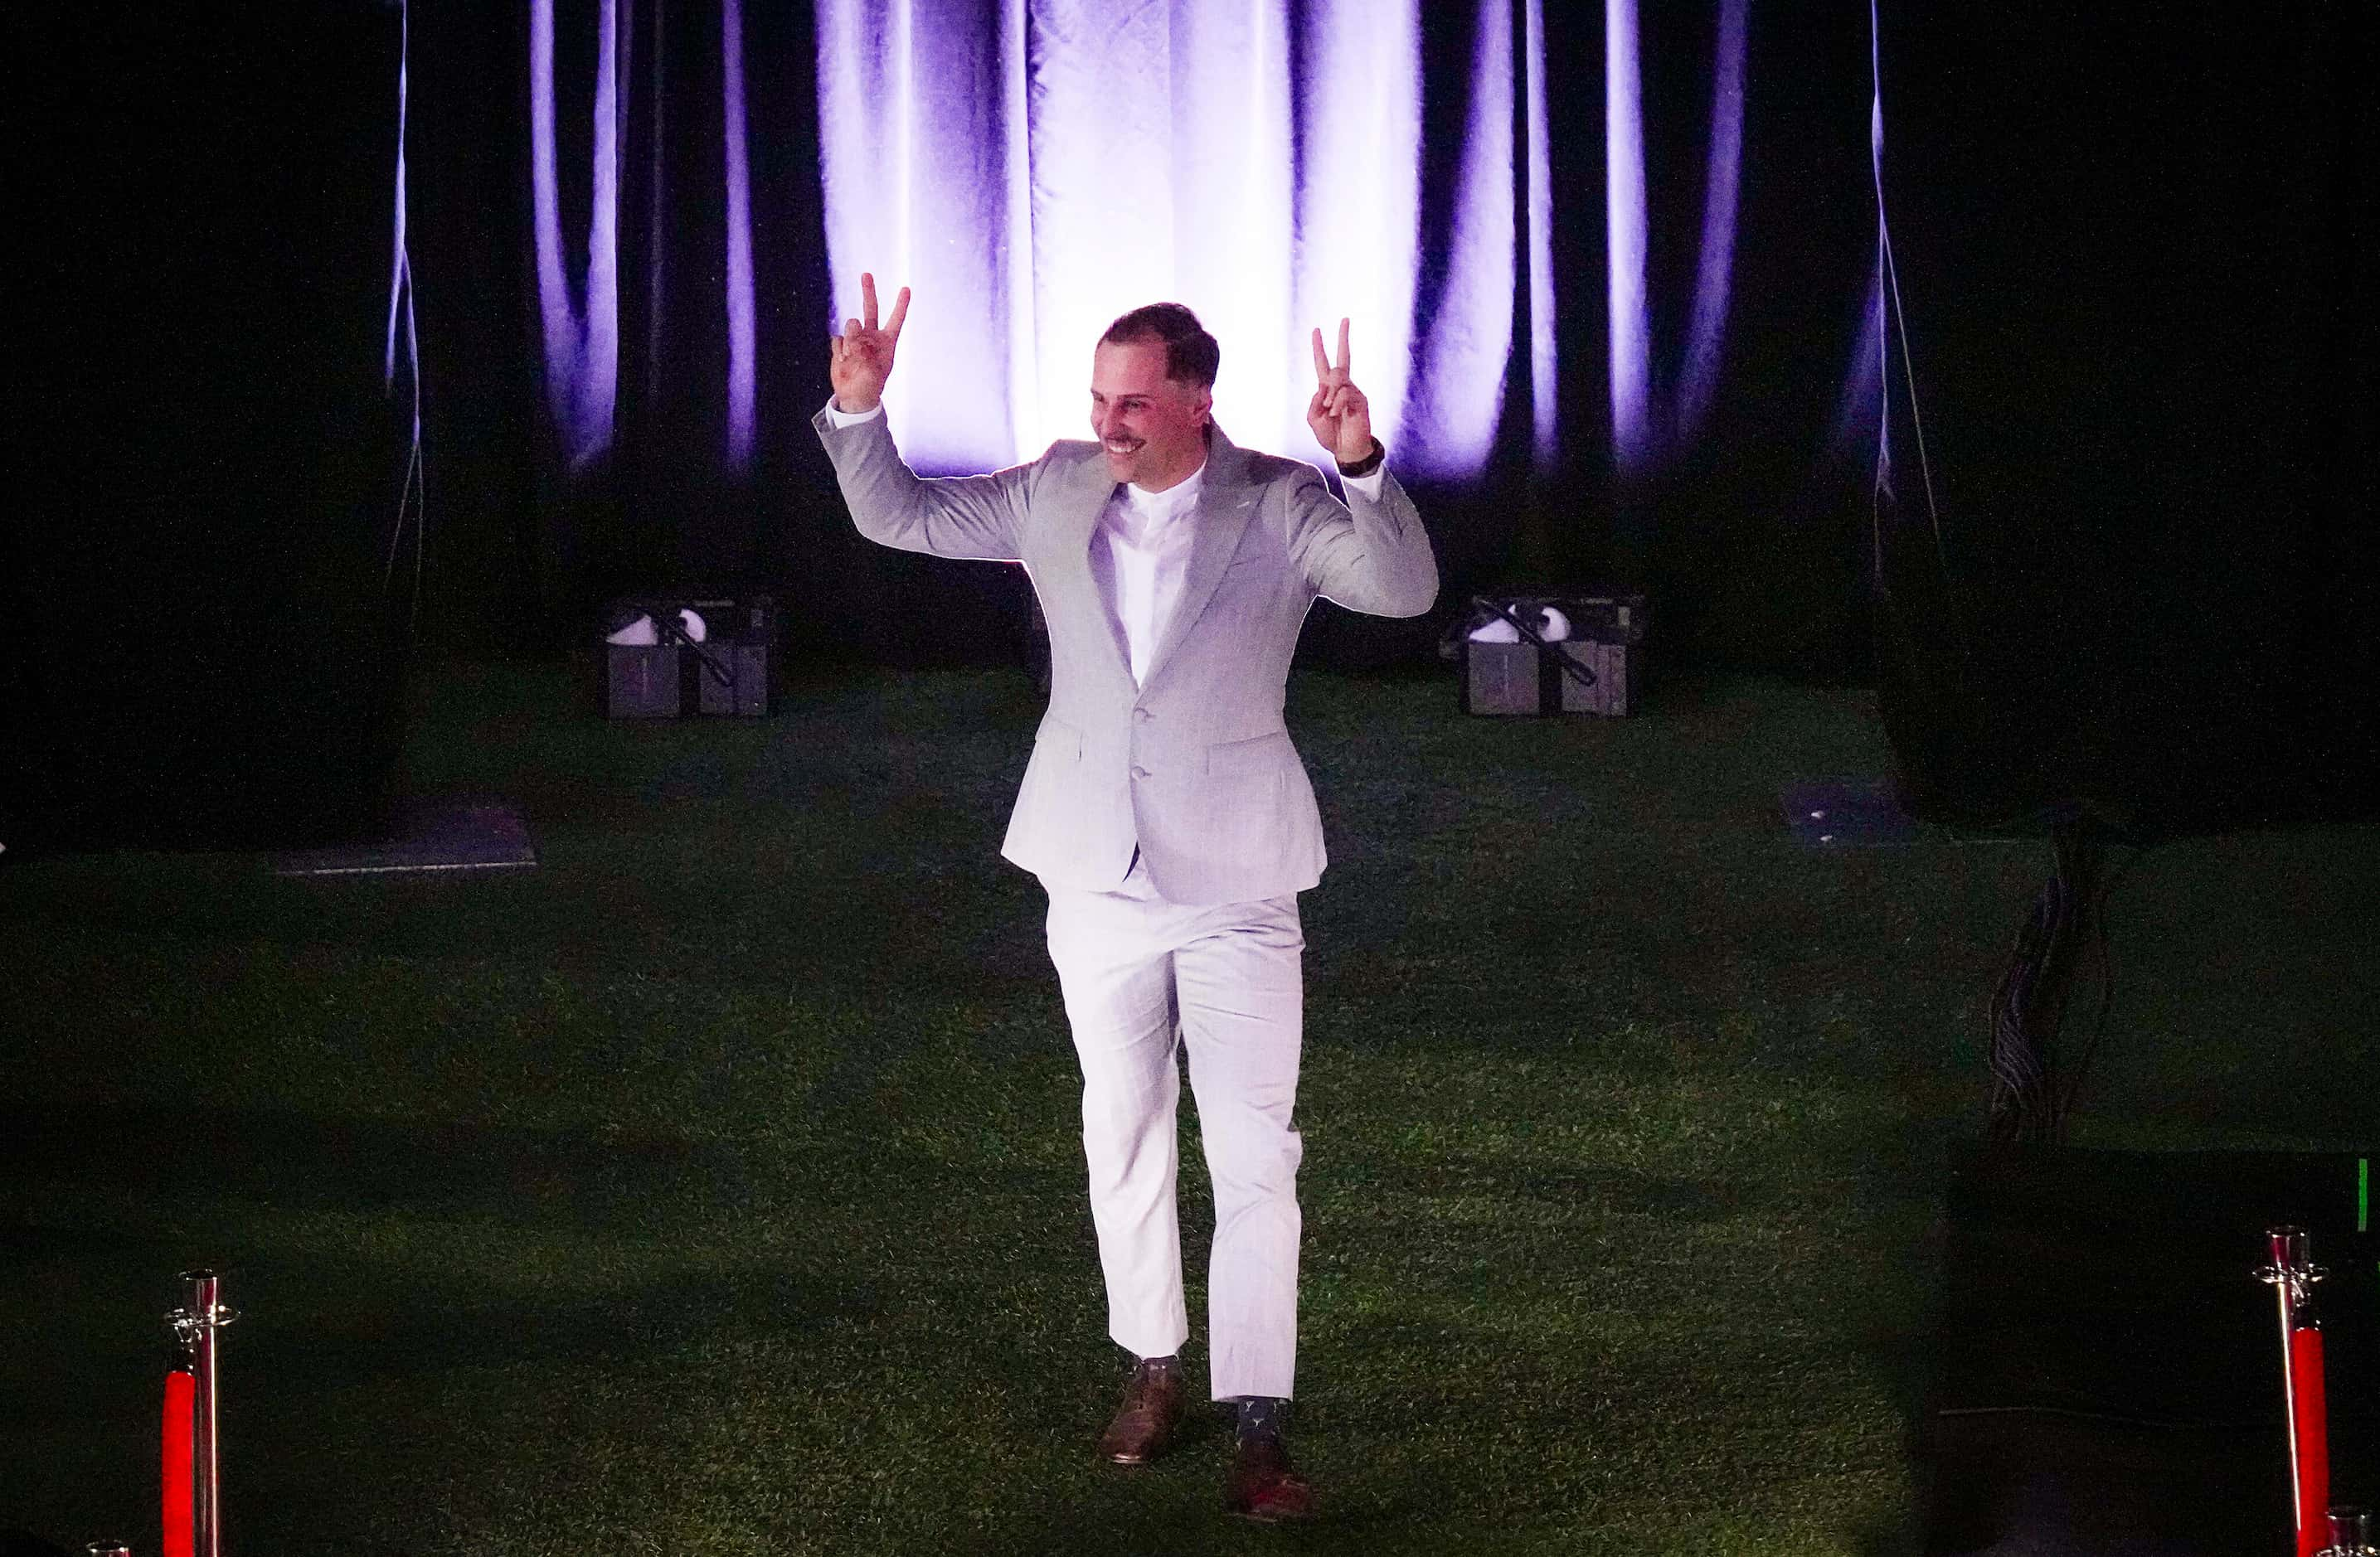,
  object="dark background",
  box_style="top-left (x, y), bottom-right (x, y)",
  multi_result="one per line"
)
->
top-left (3, 0), bottom-right (2371, 850)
